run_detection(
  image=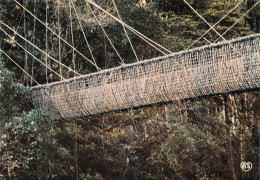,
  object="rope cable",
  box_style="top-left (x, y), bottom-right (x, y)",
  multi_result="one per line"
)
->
top-left (23, 0), bottom-right (29, 84)
top-left (14, 0), bottom-right (101, 71)
top-left (0, 28), bottom-right (64, 80)
top-left (45, 0), bottom-right (49, 83)
top-left (69, 0), bottom-right (76, 77)
top-left (69, 2), bottom-right (78, 174)
top-left (68, 3), bottom-right (78, 176)
top-left (203, 37), bottom-right (212, 44)
top-left (57, 1), bottom-right (63, 80)
top-left (85, 2), bottom-right (124, 64)
top-left (86, 0), bottom-right (171, 55)
top-left (182, 0), bottom-right (246, 61)
top-left (183, 0), bottom-right (228, 42)
top-left (184, 0), bottom-right (244, 50)
top-left (214, 1), bottom-right (260, 43)
top-left (0, 20), bottom-right (81, 76)
top-left (69, 0), bottom-right (98, 70)
top-left (31, 0), bottom-right (39, 85)
top-left (111, 0), bottom-right (139, 62)
top-left (0, 48), bottom-right (40, 85)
